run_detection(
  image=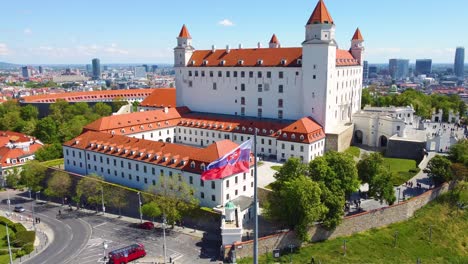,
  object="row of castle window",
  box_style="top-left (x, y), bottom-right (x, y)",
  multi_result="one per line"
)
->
top-left (337, 68), bottom-right (361, 77)
top-left (188, 70), bottom-right (292, 79)
top-left (238, 97), bottom-right (283, 108)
